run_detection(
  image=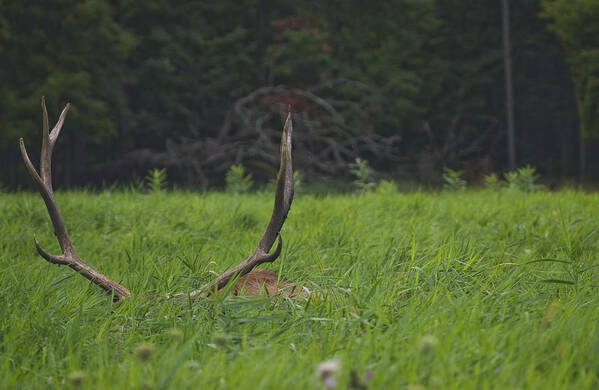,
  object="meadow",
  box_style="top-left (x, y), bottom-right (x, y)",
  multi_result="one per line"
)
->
top-left (1, 188), bottom-right (598, 389)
